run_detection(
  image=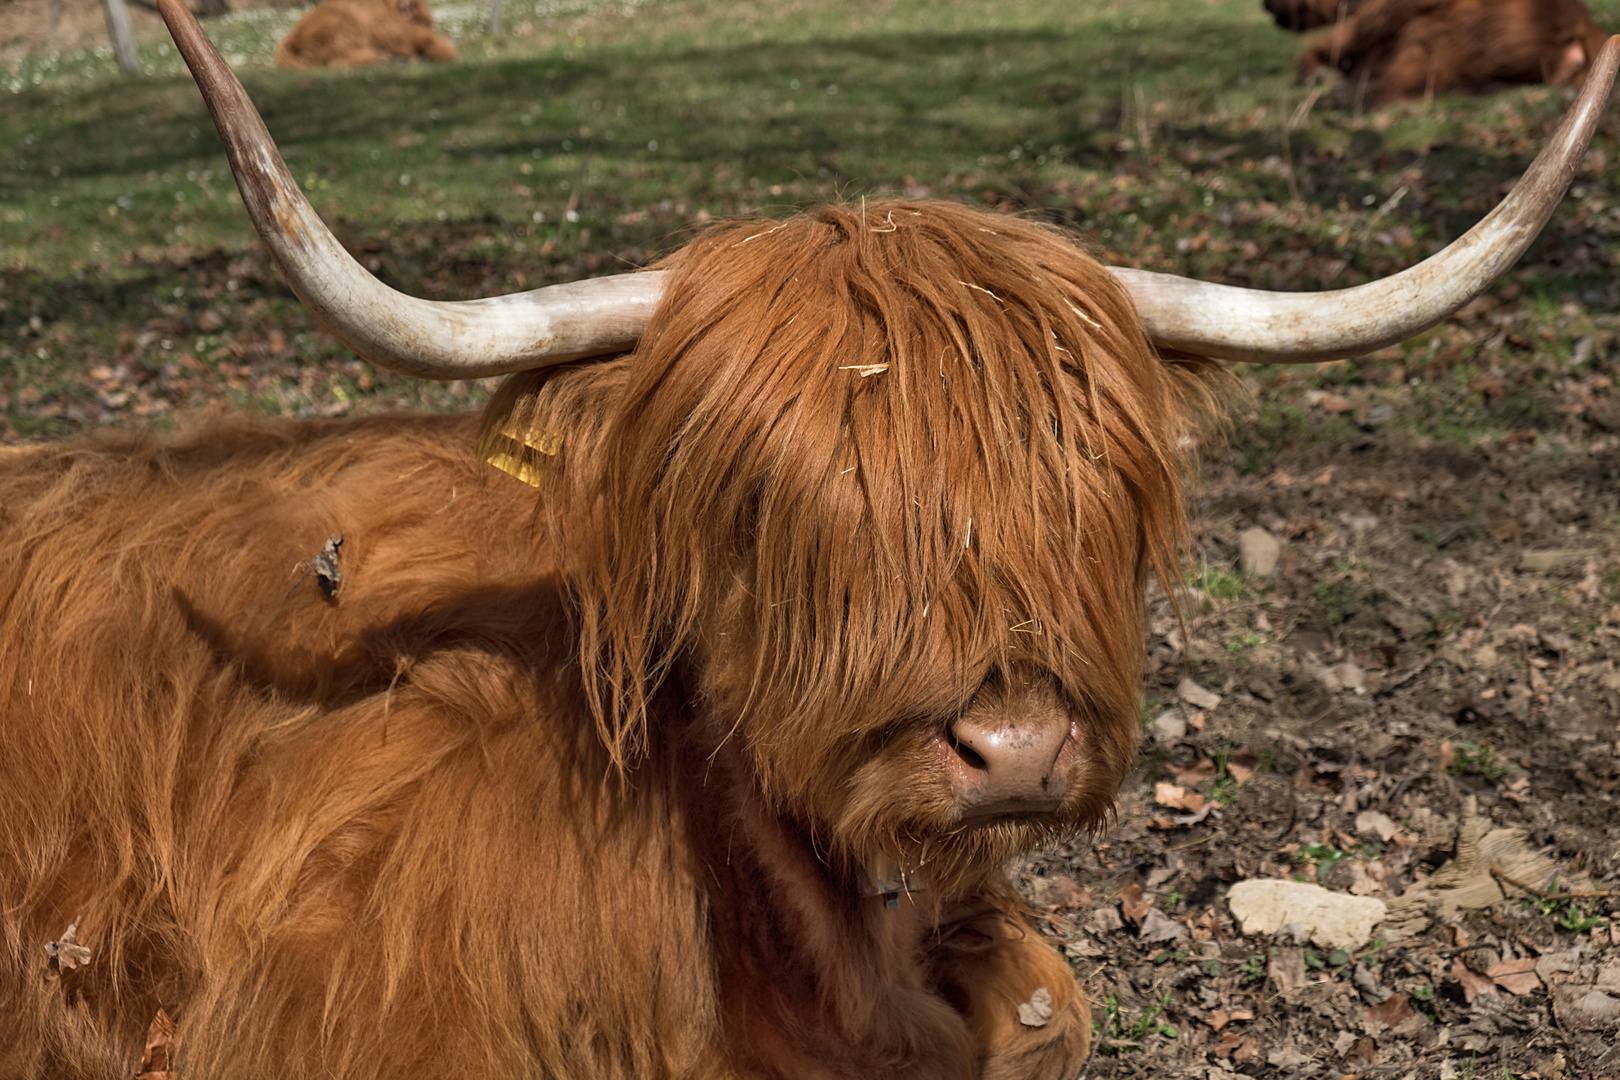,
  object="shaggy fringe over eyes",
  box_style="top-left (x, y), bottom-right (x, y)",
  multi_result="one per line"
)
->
top-left (482, 200), bottom-right (1222, 779)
